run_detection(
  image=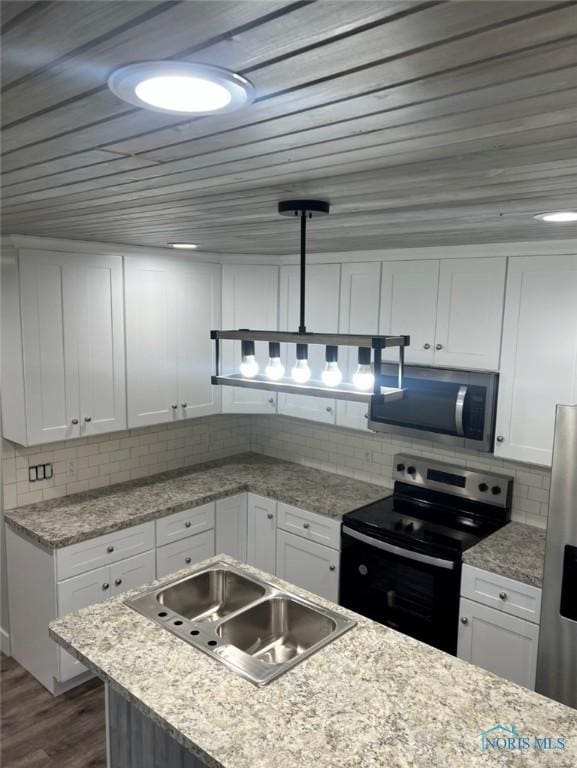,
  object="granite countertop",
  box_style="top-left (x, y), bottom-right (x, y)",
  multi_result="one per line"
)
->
top-left (463, 521), bottom-right (546, 589)
top-left (5, 453), bottom-right (389, 549)
top-left (50, 554), bottom-right (577, 768)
